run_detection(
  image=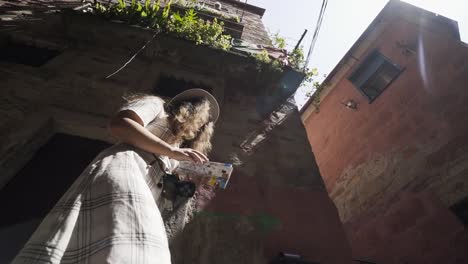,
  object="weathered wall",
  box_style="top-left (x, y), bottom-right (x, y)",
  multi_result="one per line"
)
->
top-left (0, 0), bottom-right (270, 46)
top-left (346, 191), bottom-right (468, 263)
top-left (0, 10), bottom-right (351, 263)
top-left (171, 96), bottom-right (351, 263)
top-left (212, 0), bottom-right (271, 45)
top-left (303, 2), bottom-right (468, 263)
